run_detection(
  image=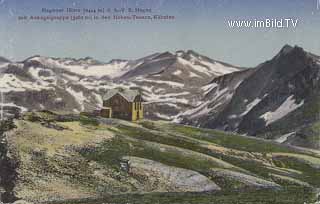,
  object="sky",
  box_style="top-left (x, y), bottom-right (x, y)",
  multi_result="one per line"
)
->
top-left (0, 0), bottom-right (319, 67)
